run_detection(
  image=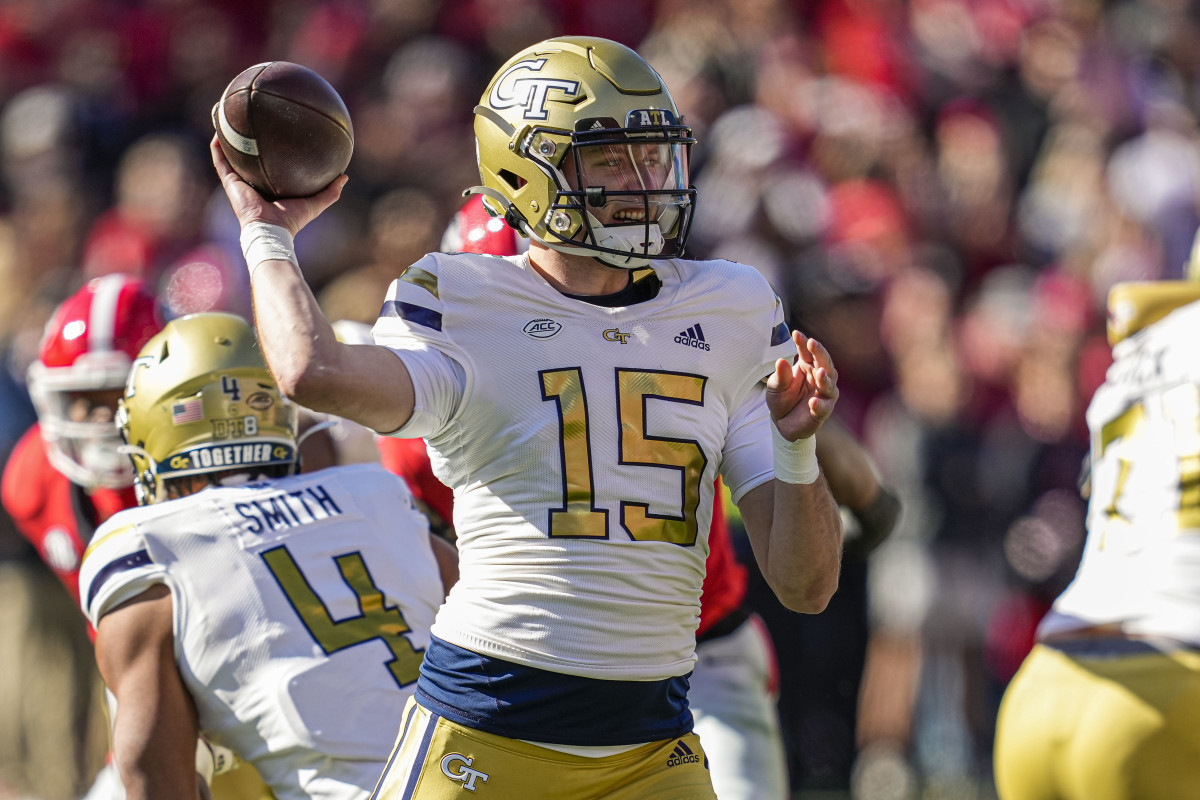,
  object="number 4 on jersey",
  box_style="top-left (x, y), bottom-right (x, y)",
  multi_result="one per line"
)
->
top-left (262, 545), bottom-right (424, 687)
